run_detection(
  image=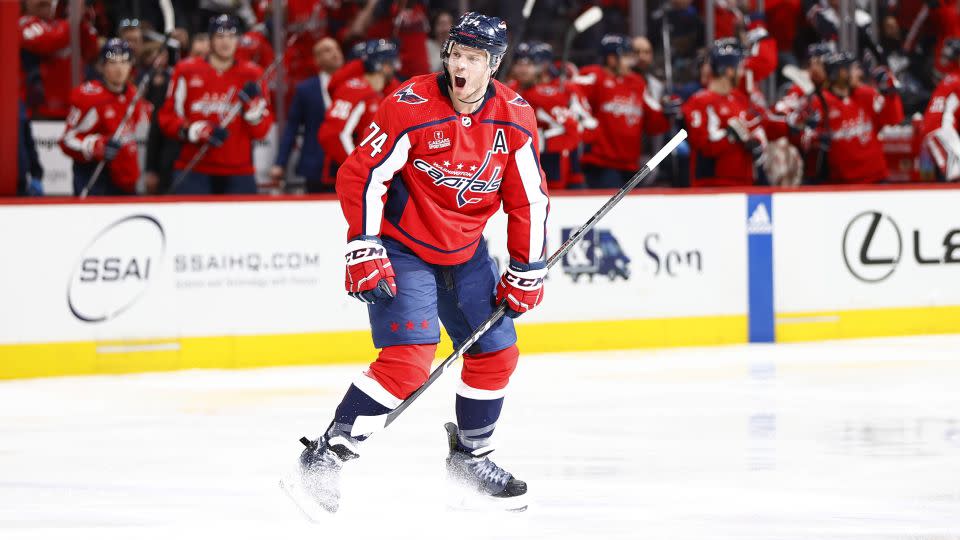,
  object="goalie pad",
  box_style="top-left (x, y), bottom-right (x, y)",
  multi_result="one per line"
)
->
top-left (924, 127), bottom-right (960, 182)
